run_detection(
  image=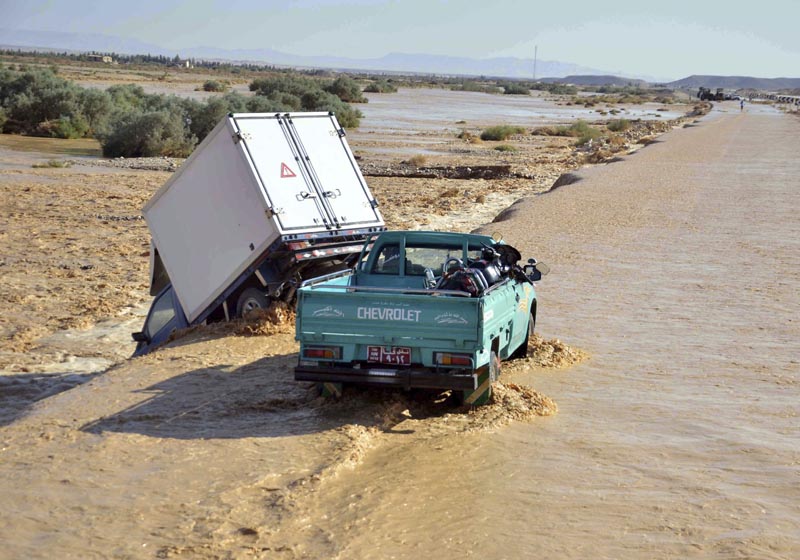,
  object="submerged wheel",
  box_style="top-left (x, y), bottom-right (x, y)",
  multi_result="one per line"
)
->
top-left (510, 313), bottom-right (535, 360)
top-left (235, 287), bottom-right (269, 317)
